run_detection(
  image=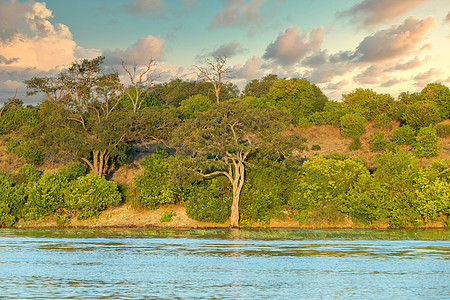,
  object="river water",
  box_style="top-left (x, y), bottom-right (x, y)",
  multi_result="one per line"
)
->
top-left (0, 229), bottom-right (449, 299)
